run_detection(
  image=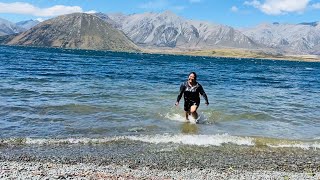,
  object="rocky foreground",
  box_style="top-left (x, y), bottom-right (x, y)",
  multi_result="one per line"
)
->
top-left (0, 140), bottom-right (319, 179)
top-left (1, 161), bottom-right (319, 180)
